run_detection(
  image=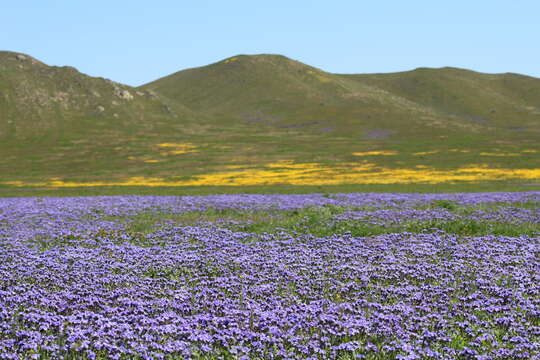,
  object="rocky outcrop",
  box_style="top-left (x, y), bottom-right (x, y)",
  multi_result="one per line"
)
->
top-left (114, 88), bottom-right (134, 100)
